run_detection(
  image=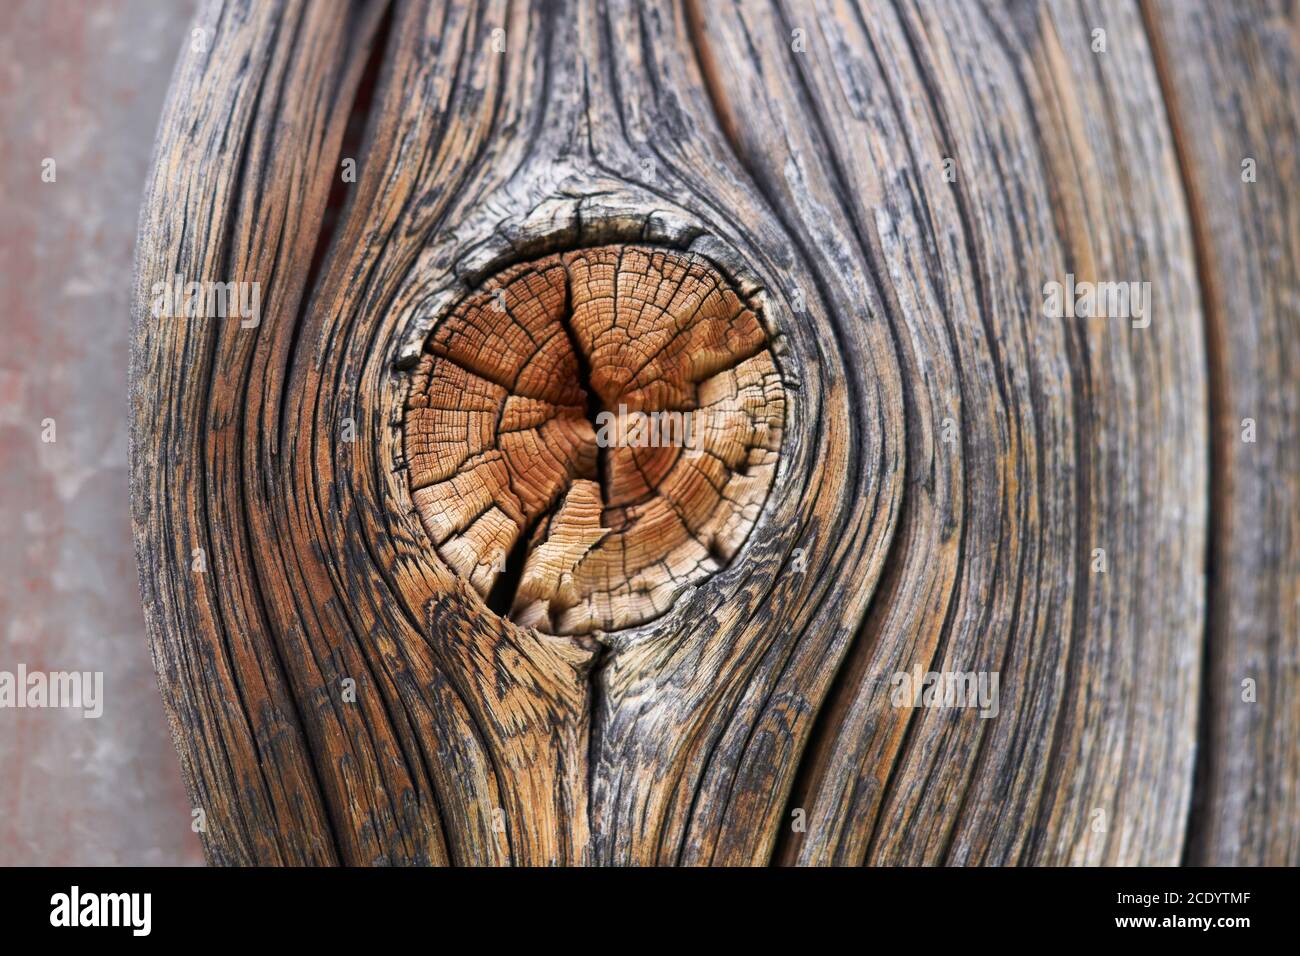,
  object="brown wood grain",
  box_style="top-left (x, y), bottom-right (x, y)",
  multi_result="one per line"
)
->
top-left (130, 0), bottom-right (1298, 865)
top-left (1144, 0), bottom-right (1300, 867)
